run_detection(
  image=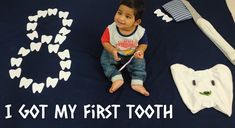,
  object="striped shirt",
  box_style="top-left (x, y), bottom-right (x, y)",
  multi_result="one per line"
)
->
top-left (162, 0), bottom-right (192, 22)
